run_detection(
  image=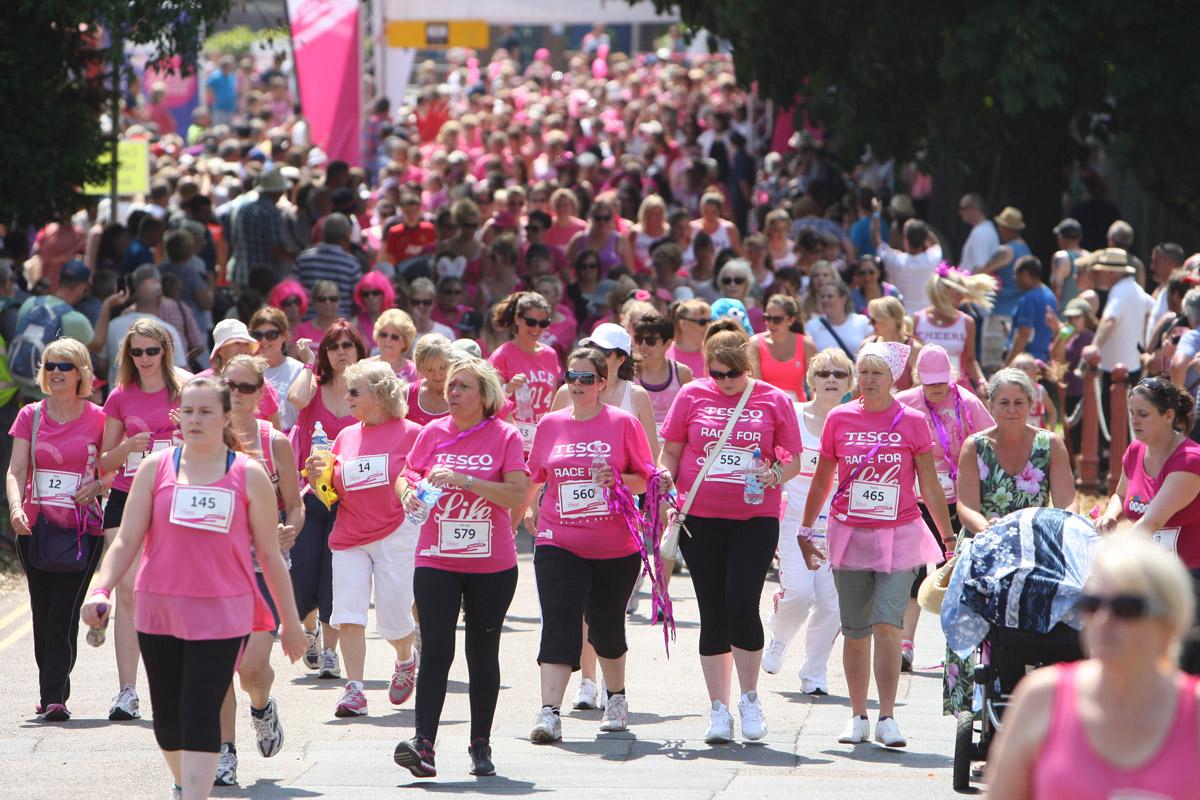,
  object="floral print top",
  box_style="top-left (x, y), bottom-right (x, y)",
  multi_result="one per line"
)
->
top-left (973, 428), bottom-right (1052, 522)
